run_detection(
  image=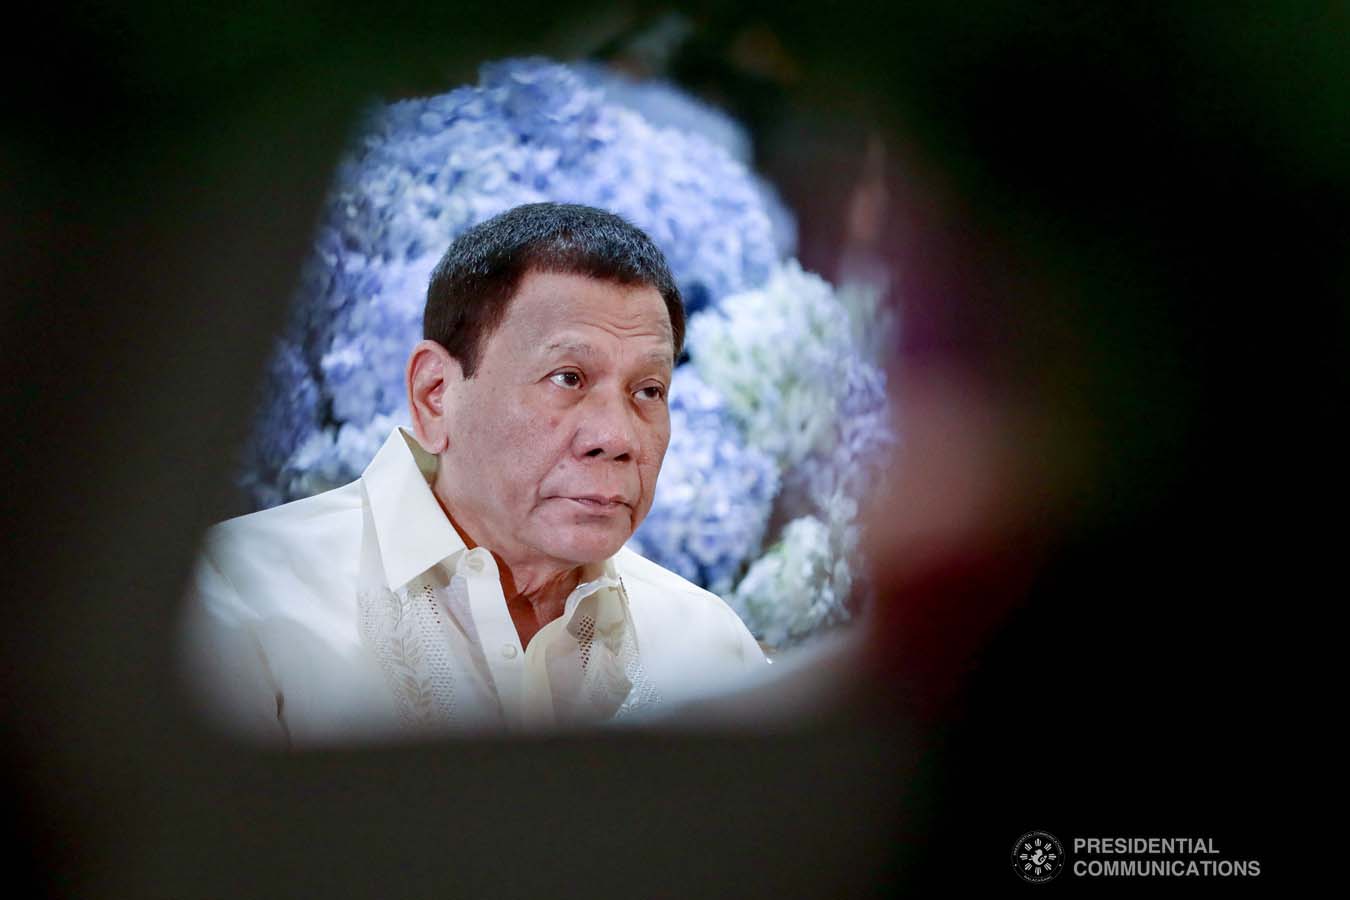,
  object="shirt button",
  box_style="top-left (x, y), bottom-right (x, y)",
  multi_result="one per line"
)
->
top-left (500, 644), bottom-right (518, 659)
top-left (467, 554), bottom-right (485, 573)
